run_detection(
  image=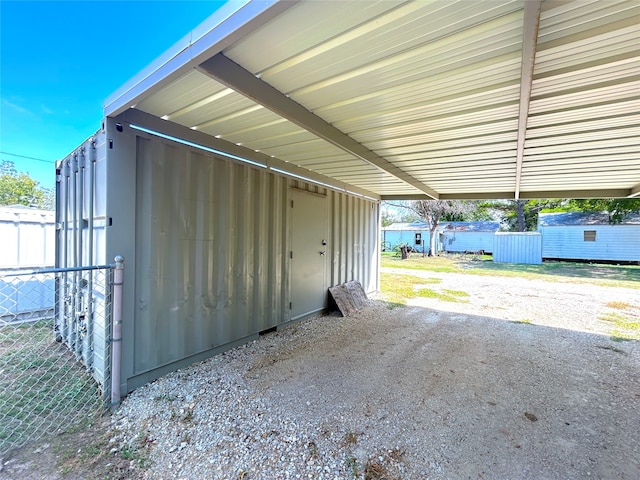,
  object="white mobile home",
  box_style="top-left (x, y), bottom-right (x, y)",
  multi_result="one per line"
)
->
top-left (381, 221), bottom-right (499, 254)
top-left (381, 221), bottom-right (430, 252)
top-left (538, 212), bottom-right (640, 263)
top-left (53, 0), bottom-right (639, 397)
top-left (439, 222), bottom-right (500, 254)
